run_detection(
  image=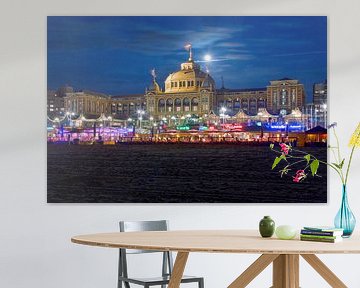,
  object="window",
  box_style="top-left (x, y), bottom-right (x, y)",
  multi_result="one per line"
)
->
top-left (187, 81), bottom-right (191, 87)
top-left (176, 107), bottom-right (181, 112)
top-left (292, 89), bottom-right (296, 105)
top-left (179, 81), bottom-right (182, 87)
top-left (273, 91), bottom-right (277, 104)
top-left (281, 89), bottom-right (287, 105)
